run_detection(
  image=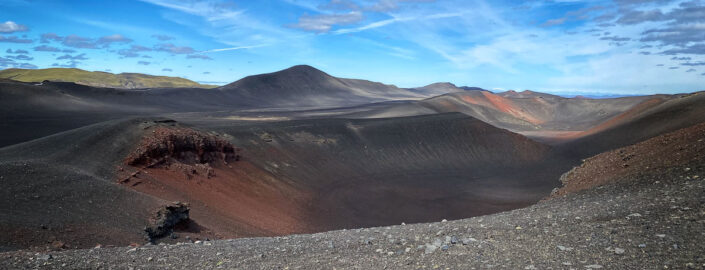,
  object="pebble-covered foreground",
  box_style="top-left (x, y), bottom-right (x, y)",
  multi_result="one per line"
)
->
top-left (2, 165), bottom-right (704, 270)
